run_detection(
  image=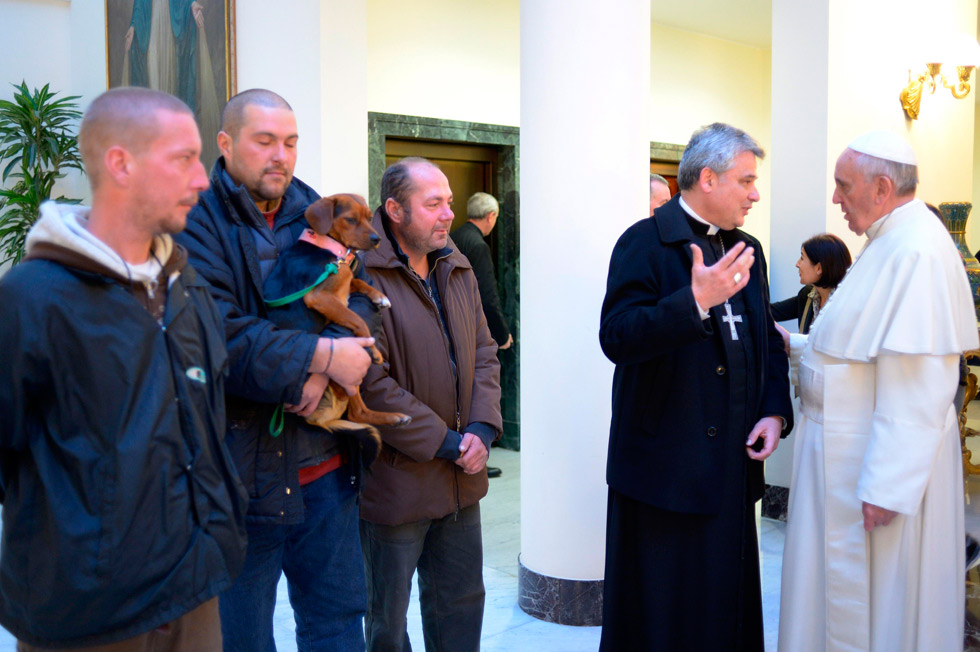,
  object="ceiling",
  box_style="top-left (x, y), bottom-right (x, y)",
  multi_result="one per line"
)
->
top-left (651, 0), bottom-right (772, 49)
